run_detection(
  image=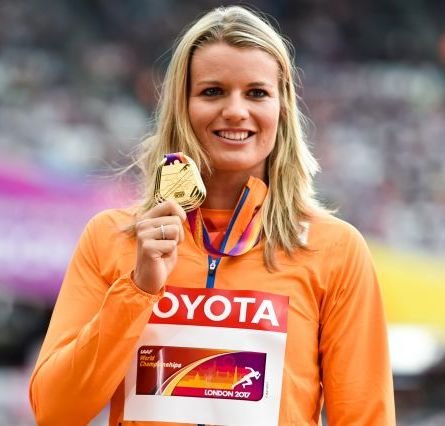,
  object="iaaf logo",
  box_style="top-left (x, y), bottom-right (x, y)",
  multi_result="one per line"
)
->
top-left (150, 286), bottom-right (288, 332)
